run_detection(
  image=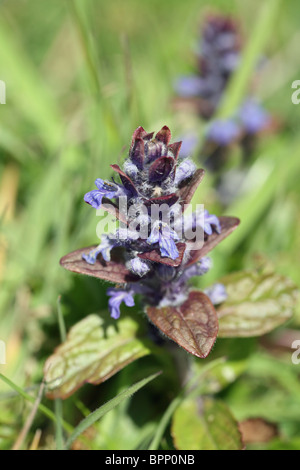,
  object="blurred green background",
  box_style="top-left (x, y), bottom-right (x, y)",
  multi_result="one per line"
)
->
top-left (0, 0), bottom-right (300, 450)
